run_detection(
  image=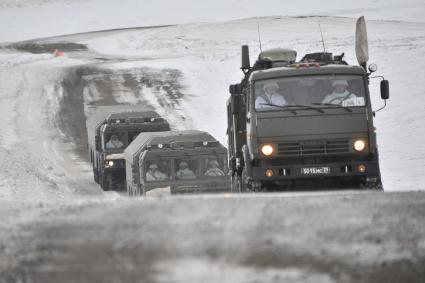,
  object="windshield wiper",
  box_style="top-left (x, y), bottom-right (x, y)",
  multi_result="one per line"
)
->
top-left (259, 103), bottom-right (298, 115)
top-left (259, 104), bottom-right (325, 114)
top-left (312, 103), bottom-right (352, 112)
top-left (286, 104), bottom-right (325, 114)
